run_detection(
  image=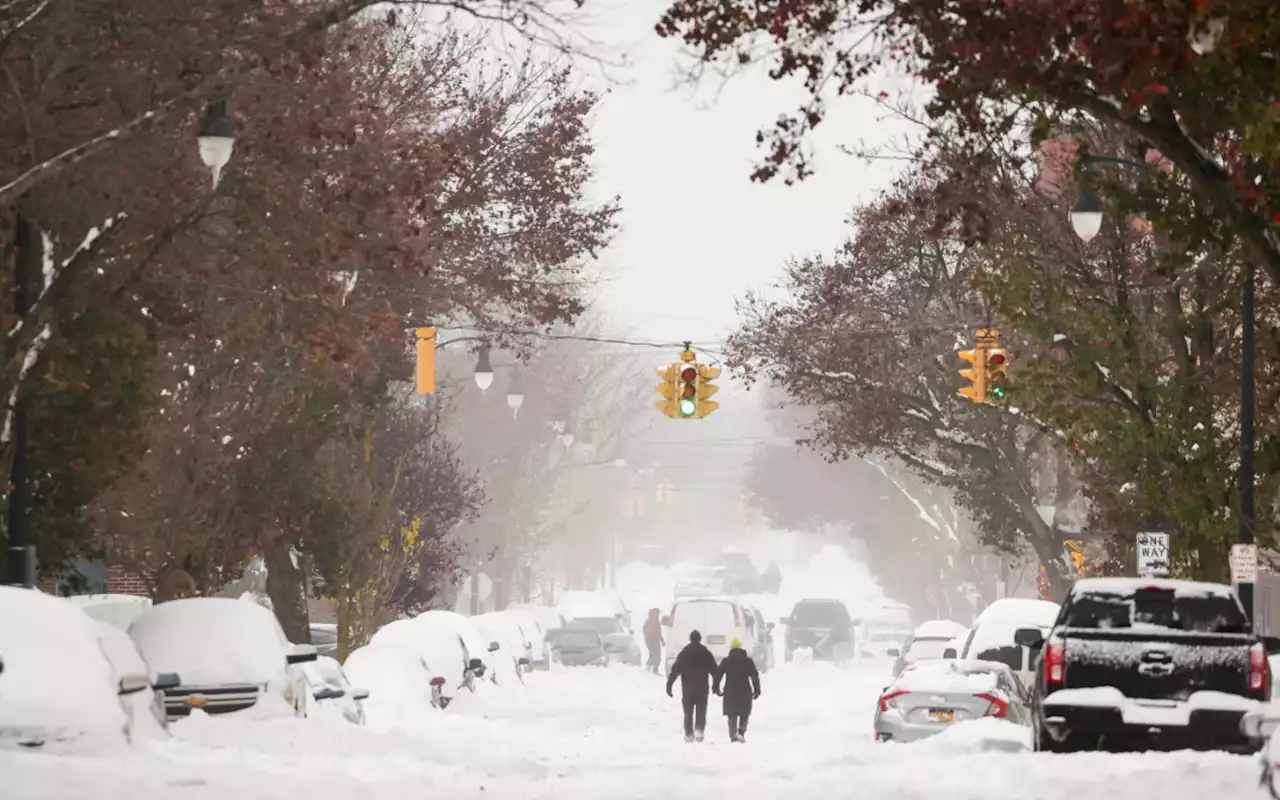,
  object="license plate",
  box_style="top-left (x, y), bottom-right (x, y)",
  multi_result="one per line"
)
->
top-left (928, 709), bottom-right (955, 723)
top-left (708, 635), bottom-right (726, 644)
